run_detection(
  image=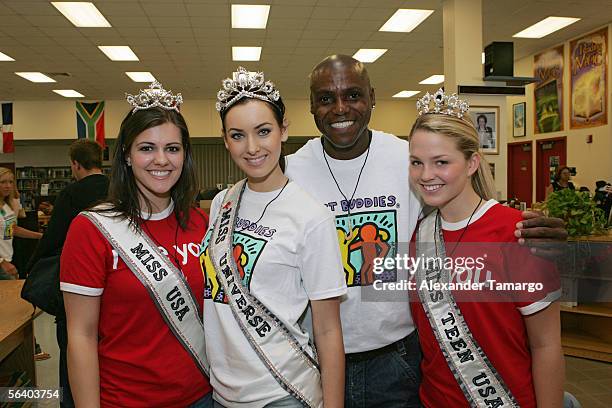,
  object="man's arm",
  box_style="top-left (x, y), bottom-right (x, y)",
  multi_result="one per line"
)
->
top-left (26, 190), bottom-right (75, 271)
top-left (515, 211), bottom-right (567, 257)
